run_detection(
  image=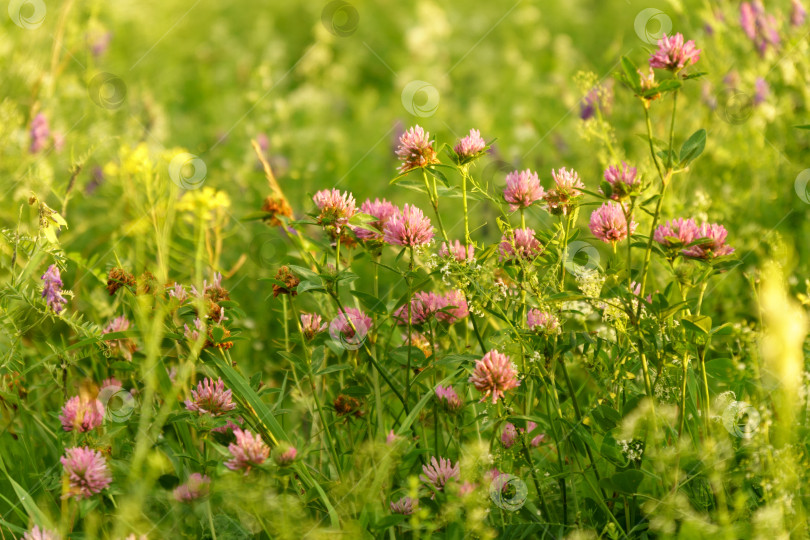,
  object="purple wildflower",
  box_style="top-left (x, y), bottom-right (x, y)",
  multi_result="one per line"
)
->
top-left (300, 313), bottom-right (327, 340)
top-left (383, 204), bottom-right (434, 247)
top-left (225, 428), bottom-right (270, 474)
top-left (61, 446), bottom-right (112, 499)
top-left (439, 240), bottom-right (474, 263)
top-left (527, 309), bottom-right (561, 335)
top-left (184, 377), bottom-right (236, 416)
top-left (420, 456), bottom-right (460, 493)
top-left (649, 33), bottom-right (701, 71)
top-left (390, 496), bottom-right (417, 515)
top-left (30, 113), bottom-right (50, 153)
top-left (501, 423), bottom-right (519, 448)
top-left (498, 228), bottom-right (543, 261)
top-left (435, 385), bottom-right (463, 412)
top-left (396, 125), bottom-right (440, 173)
top-left (354, 198), bottom-right (399, 241)
top-left (60, 395), bottom-right (105, 432)
top-left (23, 526), bottom-right (60, 540)
top-left (503, 169), bottom-right (545, 211)
top-left (603, 162), bottom-right (640, 200)
top-left (469, 350), bottom-right (520, 404)
top-left (41, 265), bottom-right (67, 314)
top-left (173, 473), bottom-right (210, 502)
top-left (589, 202), bottom-right (637, 244)
top-left (453, 129), bottom-right (487, 162)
